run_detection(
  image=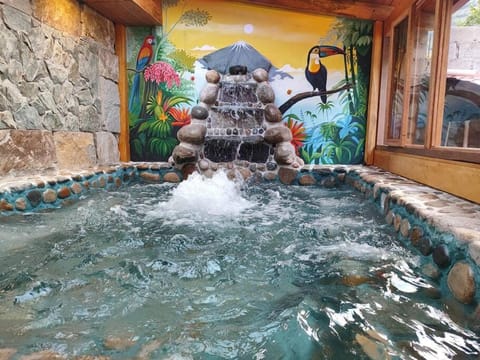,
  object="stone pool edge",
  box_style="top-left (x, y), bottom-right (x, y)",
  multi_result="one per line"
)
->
top-left (1, 162), bottom-right (480, 313)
